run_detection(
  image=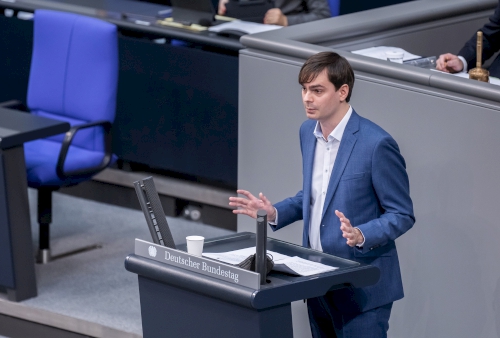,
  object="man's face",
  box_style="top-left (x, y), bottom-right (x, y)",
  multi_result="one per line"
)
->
top-left (301, 69), bottom-right (347, 123)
